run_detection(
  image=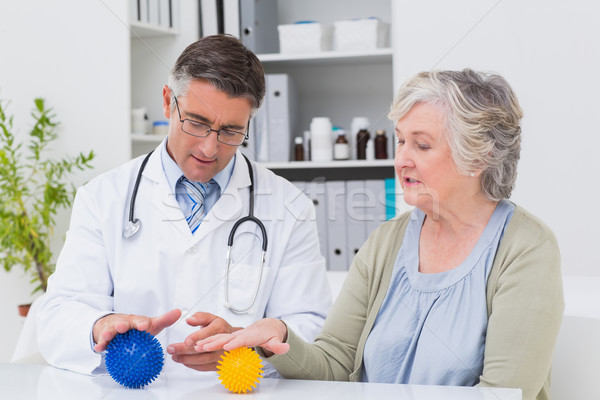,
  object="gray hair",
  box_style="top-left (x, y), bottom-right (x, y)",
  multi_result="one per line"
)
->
top-left (168, 34), bottom-right (265, 115)
top-left (388, 69), bottom-right (523, 201)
